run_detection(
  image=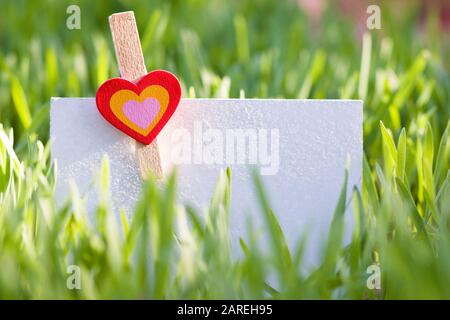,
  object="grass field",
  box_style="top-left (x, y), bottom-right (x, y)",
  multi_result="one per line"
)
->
top-left (1, 0), bottom-right (450, 299)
